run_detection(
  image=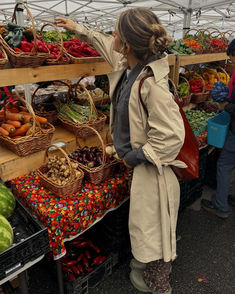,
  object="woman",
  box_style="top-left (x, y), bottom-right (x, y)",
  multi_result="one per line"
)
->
top-left (57, 8), bottom-right (185, 294)
top-left (202, 39), bottom-right (235, 218)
